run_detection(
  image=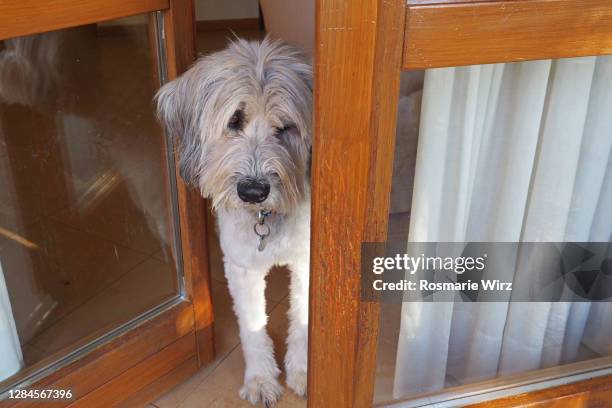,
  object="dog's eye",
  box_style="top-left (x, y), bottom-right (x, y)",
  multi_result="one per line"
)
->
top-left (274, 124), bottom-right (294, 136)
top-left (228, 110), bottom-right (244, 131)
